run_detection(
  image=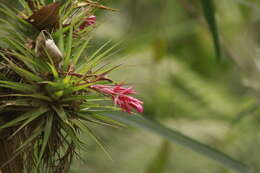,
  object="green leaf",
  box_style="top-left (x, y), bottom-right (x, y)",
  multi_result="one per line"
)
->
top-left (39, 0), bottom-right (46, 5)
top-left (10, 107), bottom-right (49, 138)
top-left (0, 53), bottom-right (43, 82)
top-left (81, 42), bottom-right (119, 73)
top-left (6, 51), bottom-right (37, 72)
top-left (2, 94), bottom-right (52, 102)
top-left (0, 80), bottom-right (37, 93)
top-left (61, 94), bottom-right (105, 102)
top-left (0, 4), bottom-right (18, 20)
top-left (78, 113), bottom-right (124, 128)
top-left (15, 124), bottom-right (43, 153)
top-left (71, 119), bottom-right (113, 160)
top-left (77, 41), bottom-right (112, 73)
top-left (52, 105), bottom-right (68, 121)
top-left (37, 114), bottom-right (53, 167)
top-left (60, 0), bottom-right (74, 21)
top-left (63, 21), bottom-right (74, 70)
top-left (48, 63), bottom-right (59, 79)
top-left (72, 82), bottom-right (95, 92)
top-left (4, 38), bottom-right (30, 53)
top-left (0, 3), bottom-right (32, 27)
top-left (201, 0), bottom-right (221, 58)
top-left (2, 124), bottom-right (43, 168)
top-left (60, 122), bottom-right (84, 149)
top-left (101, 113), bottom-right (252, 173)
top-left (0, 106), bottom-right (49, 130)
top-left (73, 38), bottom-right (90, 65)
top-left (0, 99), bottom-right (34, 108)
top-left (2, 38), bottom-right (41, 71)
top-left (58, 22), bottom-right (65, 54)
top-left (18, 0), bottom-right (33, 15)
